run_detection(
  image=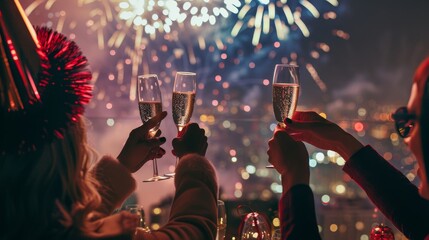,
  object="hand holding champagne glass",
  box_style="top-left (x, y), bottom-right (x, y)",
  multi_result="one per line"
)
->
top-left (267, 64), bottom-right (300, 168)
top-left (125, 204), bottom-right (151, 232)
top-left (165, 72), bottom-right (196, 177)
top-left (138, 74), bottom-right (170, 182)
